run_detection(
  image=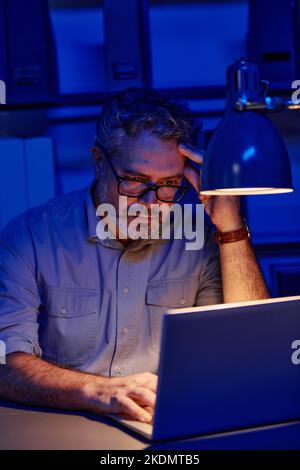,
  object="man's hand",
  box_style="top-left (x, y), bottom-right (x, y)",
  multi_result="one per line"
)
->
top-left (178, 143), bottom-right (243, 232)
top-left (81, 372), bottom-right (157, 423)
top-left (177, 143), bottom-right (270, 302)
top-left (0, 353), bottom-right (157, 425)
